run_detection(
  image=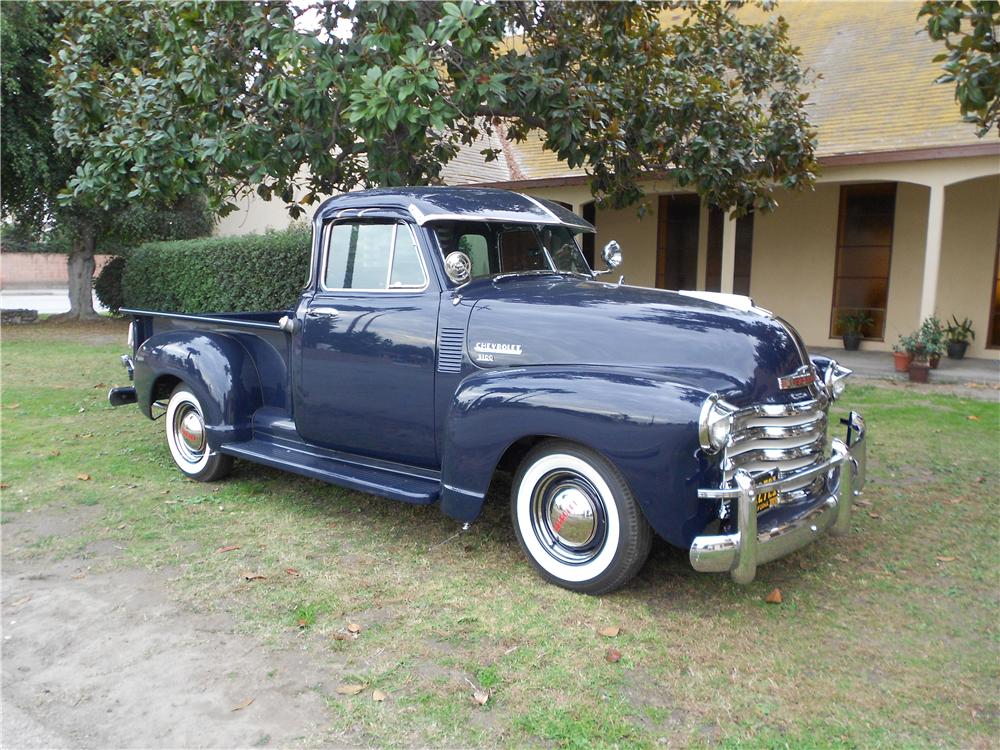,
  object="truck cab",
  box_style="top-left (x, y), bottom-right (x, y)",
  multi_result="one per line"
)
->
top-left (111, 187), bottom-right (866, 594)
